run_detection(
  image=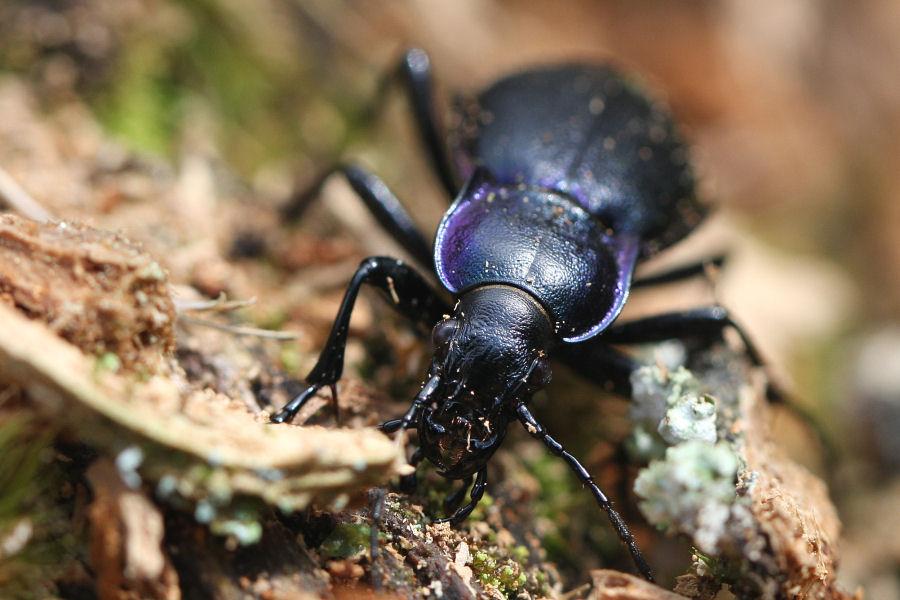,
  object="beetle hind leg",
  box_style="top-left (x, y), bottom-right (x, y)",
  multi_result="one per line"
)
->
top-left (632, 253), bottom-right (726, 288)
